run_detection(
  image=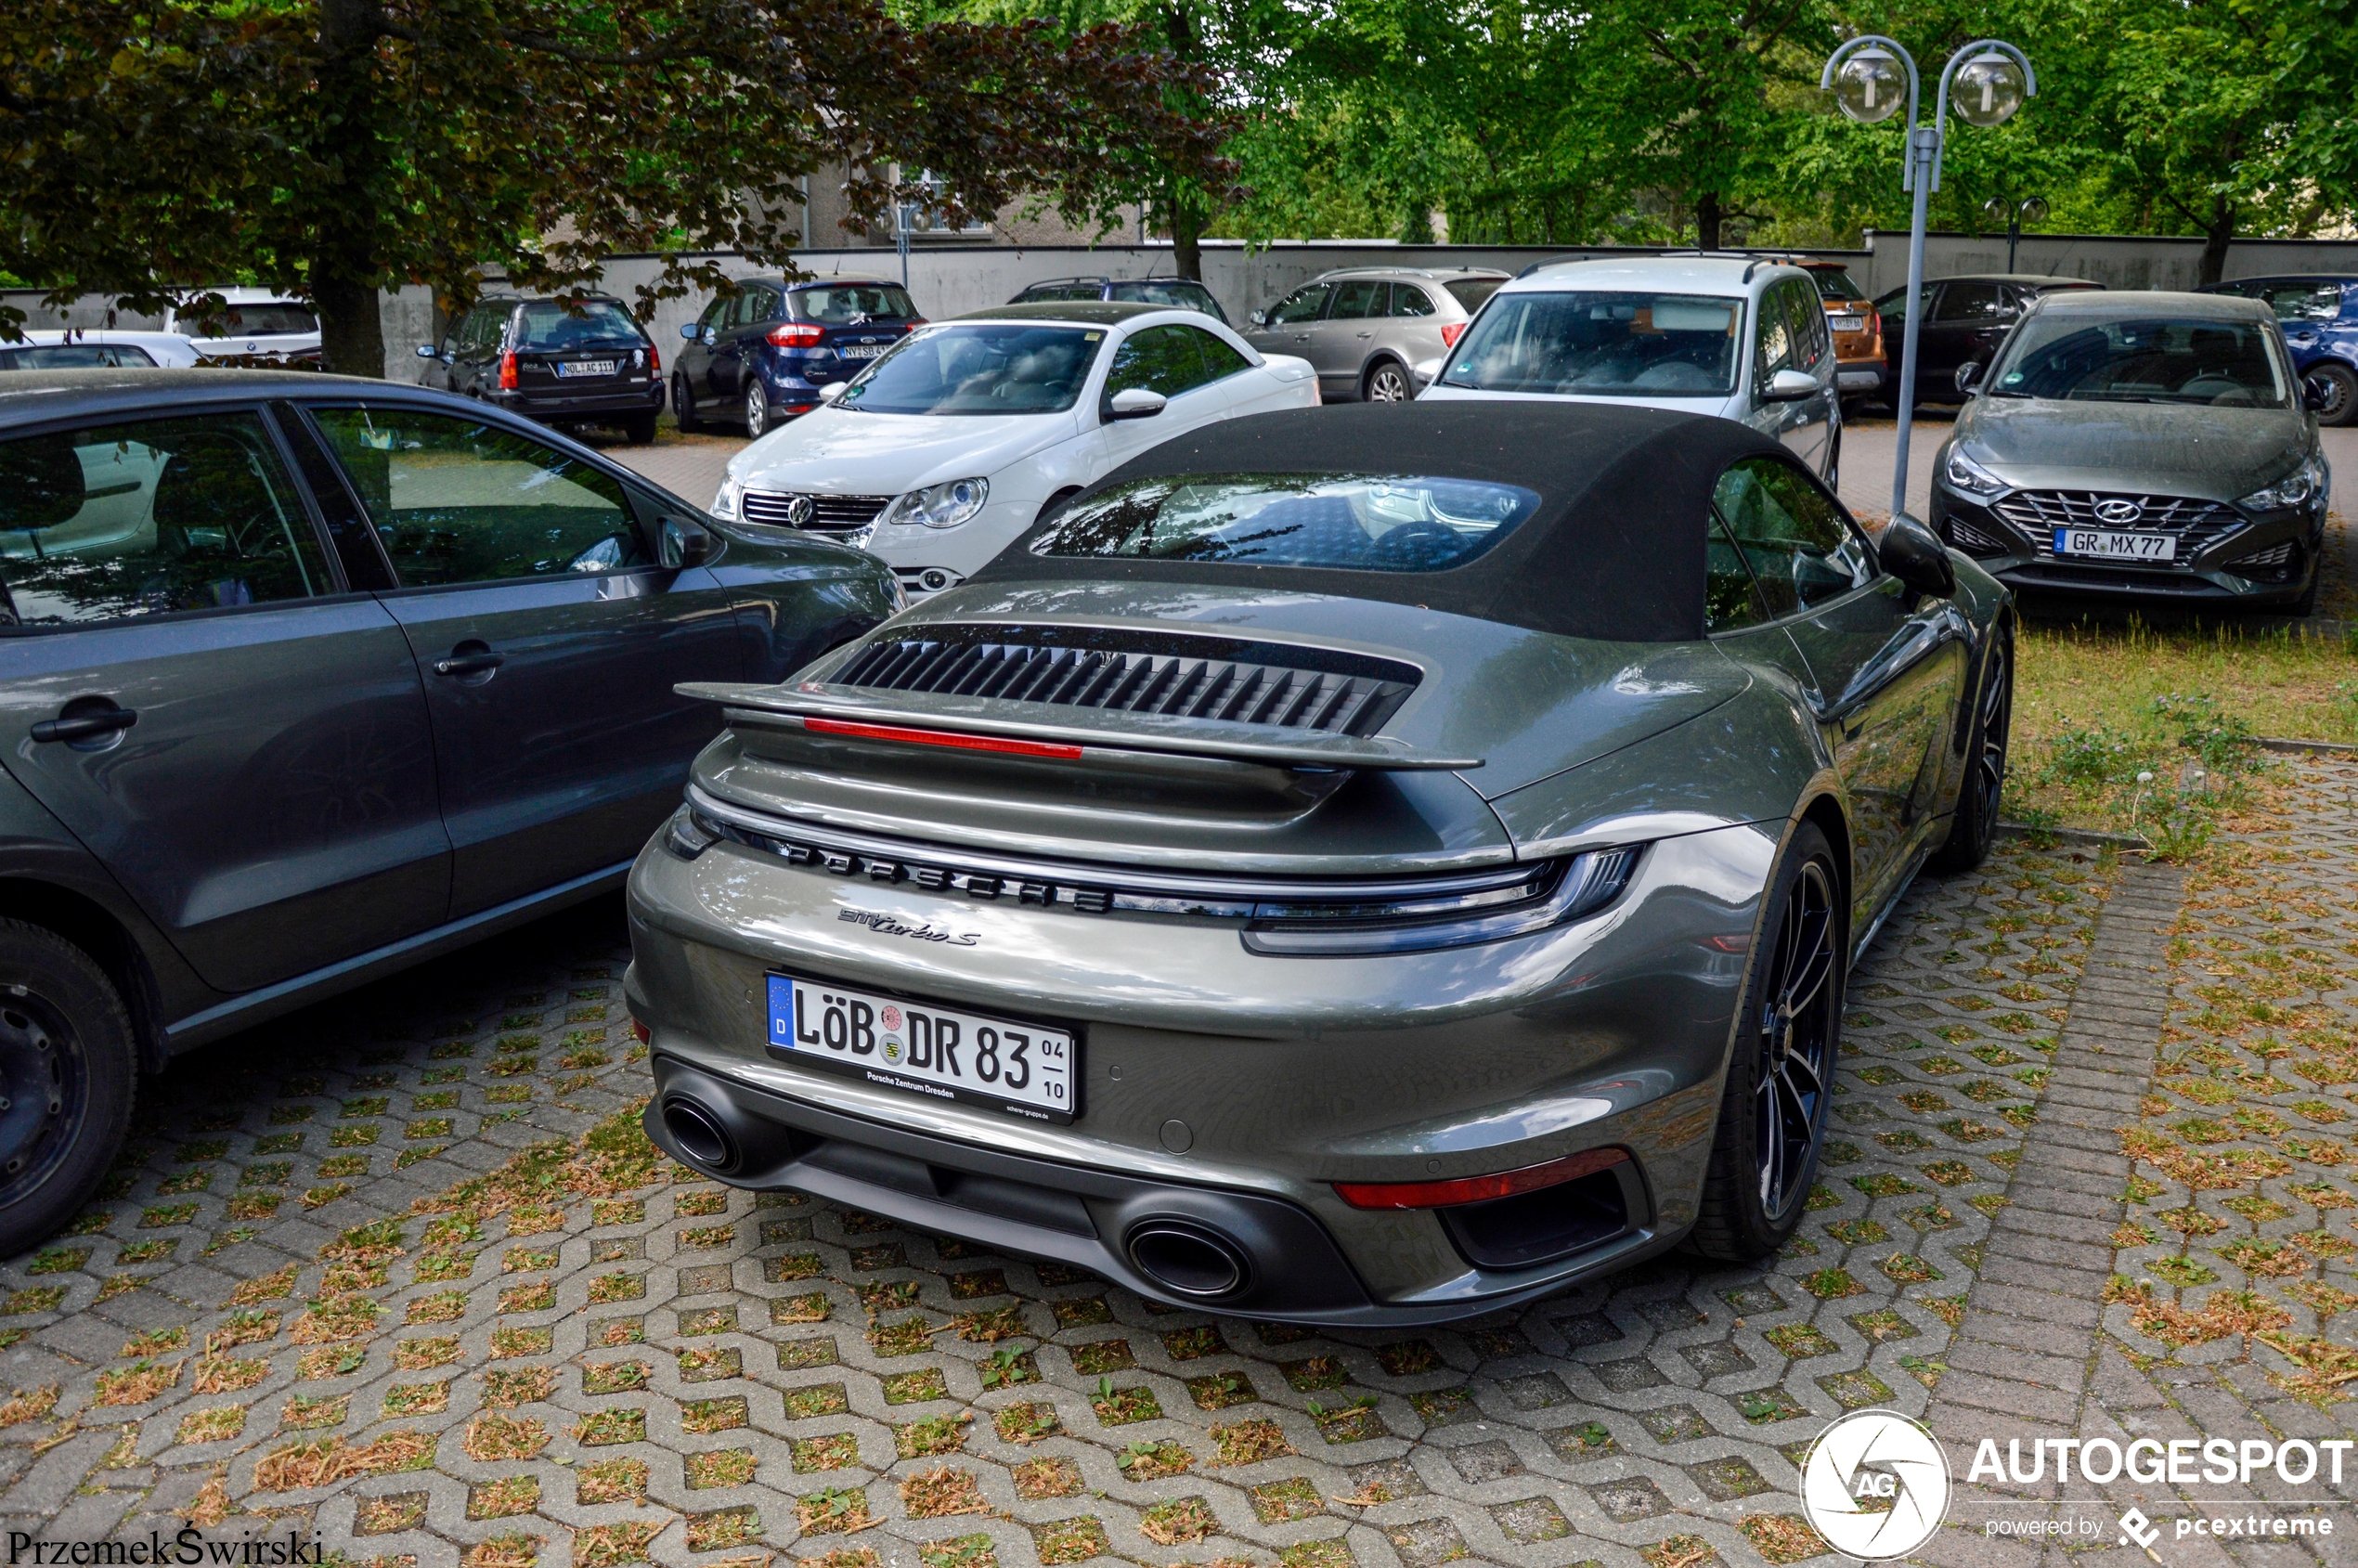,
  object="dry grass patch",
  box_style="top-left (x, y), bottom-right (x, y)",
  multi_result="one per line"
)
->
top-left (1641, 1536), bottom-right (1721, 1568)
top-left (484, 1367), bottom-right (557, 1407)
top-left (686, 1448), bottom-right (759, 1489)
top-left (192, 1356), bottom-right (267, 1394)
top-left (230, 1264), bottom-right (298, 1305)
top-left (1140, 1497), bottom-right (1218, 1546)
top-left (686, 1507), bottom-right (762, 1552)
top-left (577, 1458), bottom-right (650, 1504)
top-left (463, 1535), bottom-right (543, 1568)
top-left (1011, 1458), bottom-right (1082, 1499)
top-left (176, 1406), bottom-right (247, 1445)
top-left (95, 1359), bottom-right (182, 1406)
top-left (900, 1466), bottom-right (990, 1519)
top-left (467, 1475), bottom-right (541, 1520)
top-left (574, 1523), bottom-right (662, 1568)
top-left (1741, 1514), bottom-right (1831, 1564)
top-left (252, 1429), bottom-right (435, 1490)
top-left (794, 1486), bottom-right (873, 1535)
top-left (1031, 1517), bottom-right (1109, 1566)
top-left (1210, 1419), bottom-right (1294, 1466)
top-left (463, 1413), bottom-right (550, 1462)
